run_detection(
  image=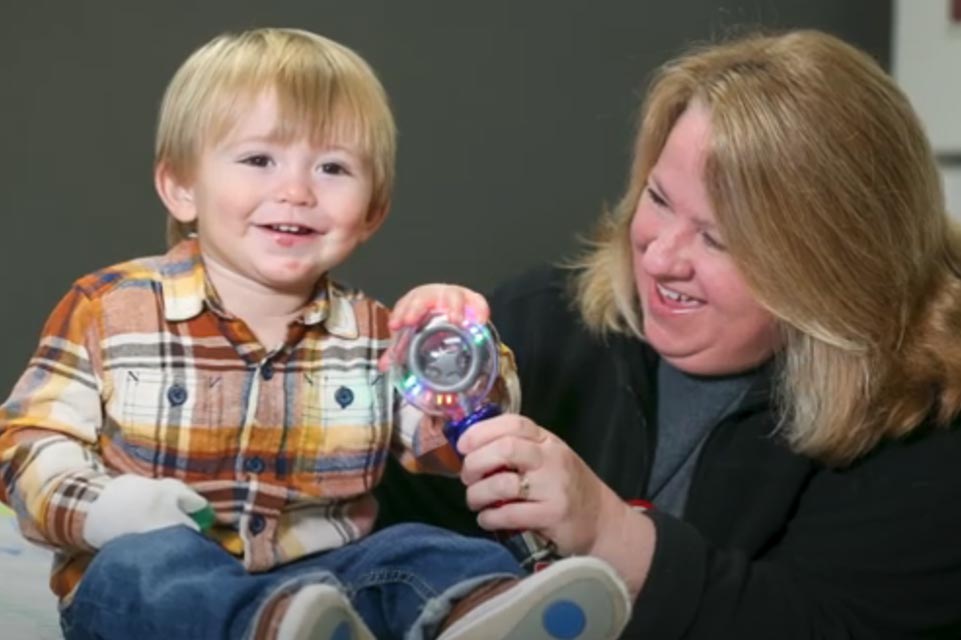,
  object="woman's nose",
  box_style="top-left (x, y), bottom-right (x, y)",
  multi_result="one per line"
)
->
top-left (641, 226), bottom-right (694, 279)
